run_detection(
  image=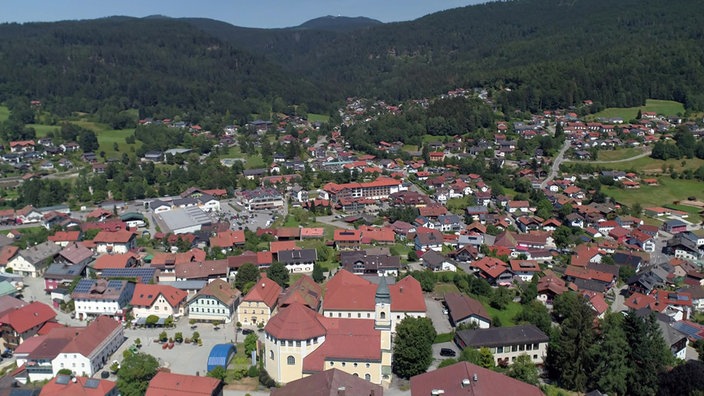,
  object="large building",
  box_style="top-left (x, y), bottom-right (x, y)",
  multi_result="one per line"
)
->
top-left (157, 206), bottom-right (212, 235)
top-left (239, 188), bottom-right (285, 210)
top-left (322, 270), bottom-right (426, 332)
top-left (145, 371), bottom-right (223, 396)
top-left (72, 279), bottom-right (135, 321)
top-left (237, 274), bottom-right (282, 326)
top-left (130, 284), bottom-right (188, 320)
top-left (188, 279), bottom-right (241, 324)
top-left (454, 325), bottom-right (549, 366)
top-left (52, 316), bottom-right (125, 378)
top-left (322, 177), bottom-right (405, 202)
top-left (264, 281), bottom-right (393, 388)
